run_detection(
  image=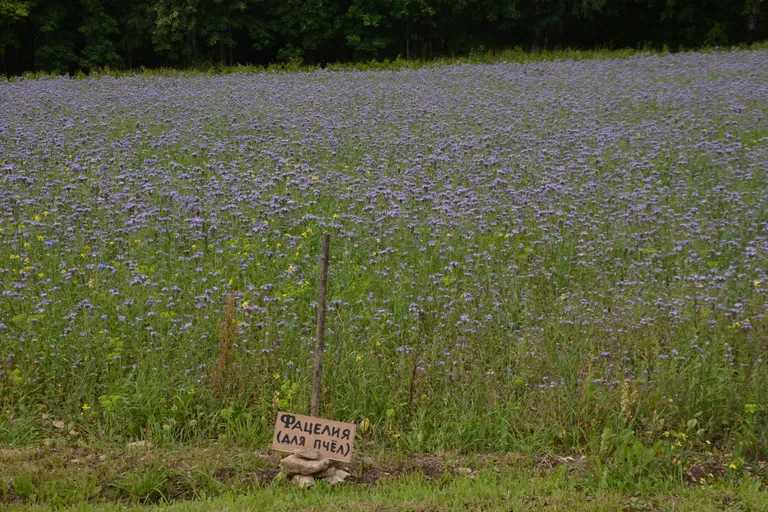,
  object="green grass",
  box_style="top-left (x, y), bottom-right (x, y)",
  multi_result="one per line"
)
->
top-left (1, 445), bottom-right (766, 511)
top-left (5, 40), bottom-right (768, 80)
top-left (6, 469), bottom-right (768, 511)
